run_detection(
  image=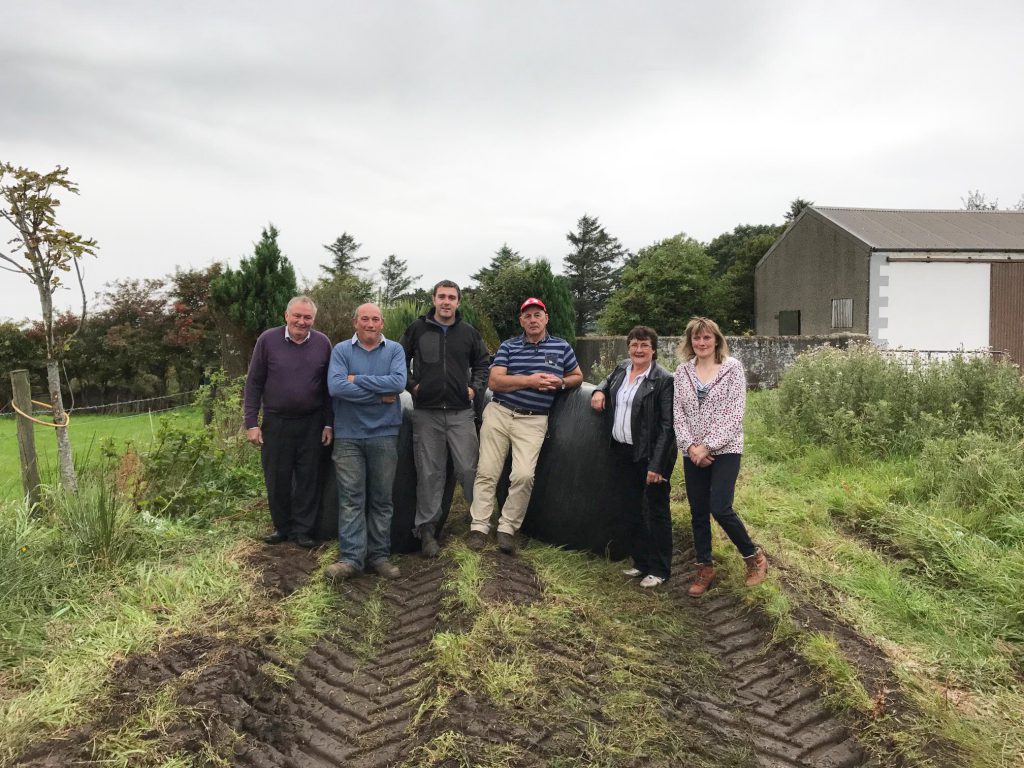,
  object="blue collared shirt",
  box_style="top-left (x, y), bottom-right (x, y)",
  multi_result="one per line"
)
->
top-left (491, 333), bottom-right (578, 413)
